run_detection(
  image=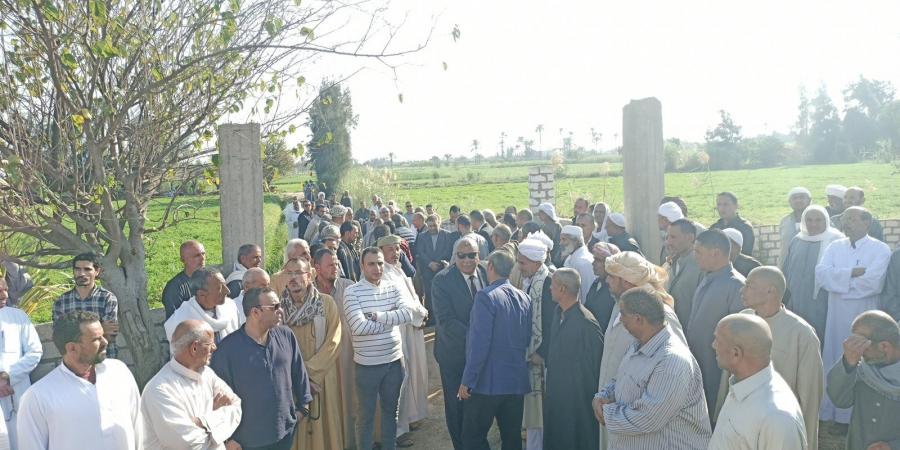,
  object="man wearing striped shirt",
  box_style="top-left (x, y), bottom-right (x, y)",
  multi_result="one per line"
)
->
top-left (596, 289), bottom-right (711, 450)
top-left (344, 247), bottom-right (423, 450)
